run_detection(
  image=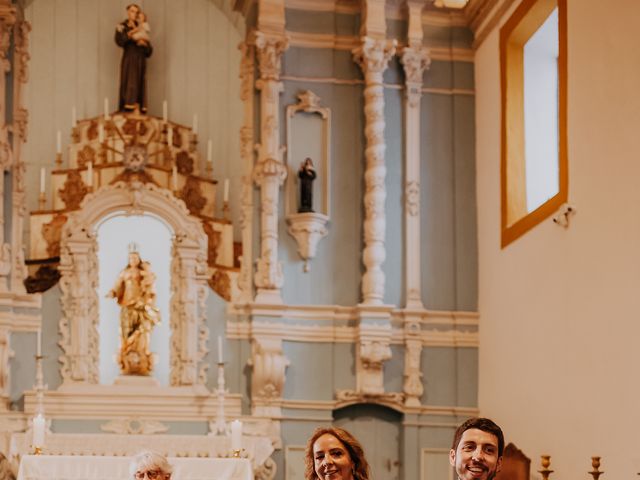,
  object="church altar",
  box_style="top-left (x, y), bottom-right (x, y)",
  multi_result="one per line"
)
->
top-left (17, 455), bottom-right (253, 480)
top-left (9, 433), bottom-right (273, 471)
